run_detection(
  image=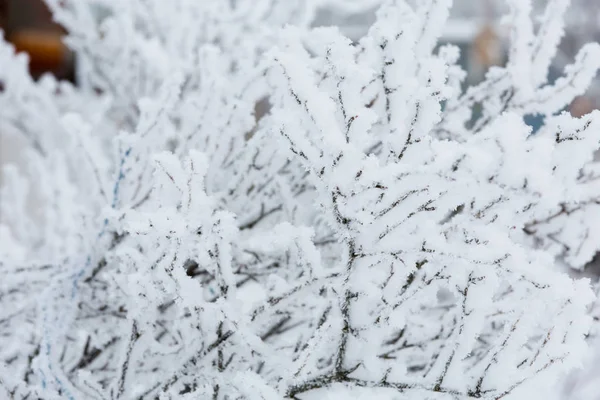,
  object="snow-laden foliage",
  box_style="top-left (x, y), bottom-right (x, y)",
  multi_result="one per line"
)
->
top-left (434, 0), bottom-right (600, 270)
top-left (1, 0), bottom-right (599, 399)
